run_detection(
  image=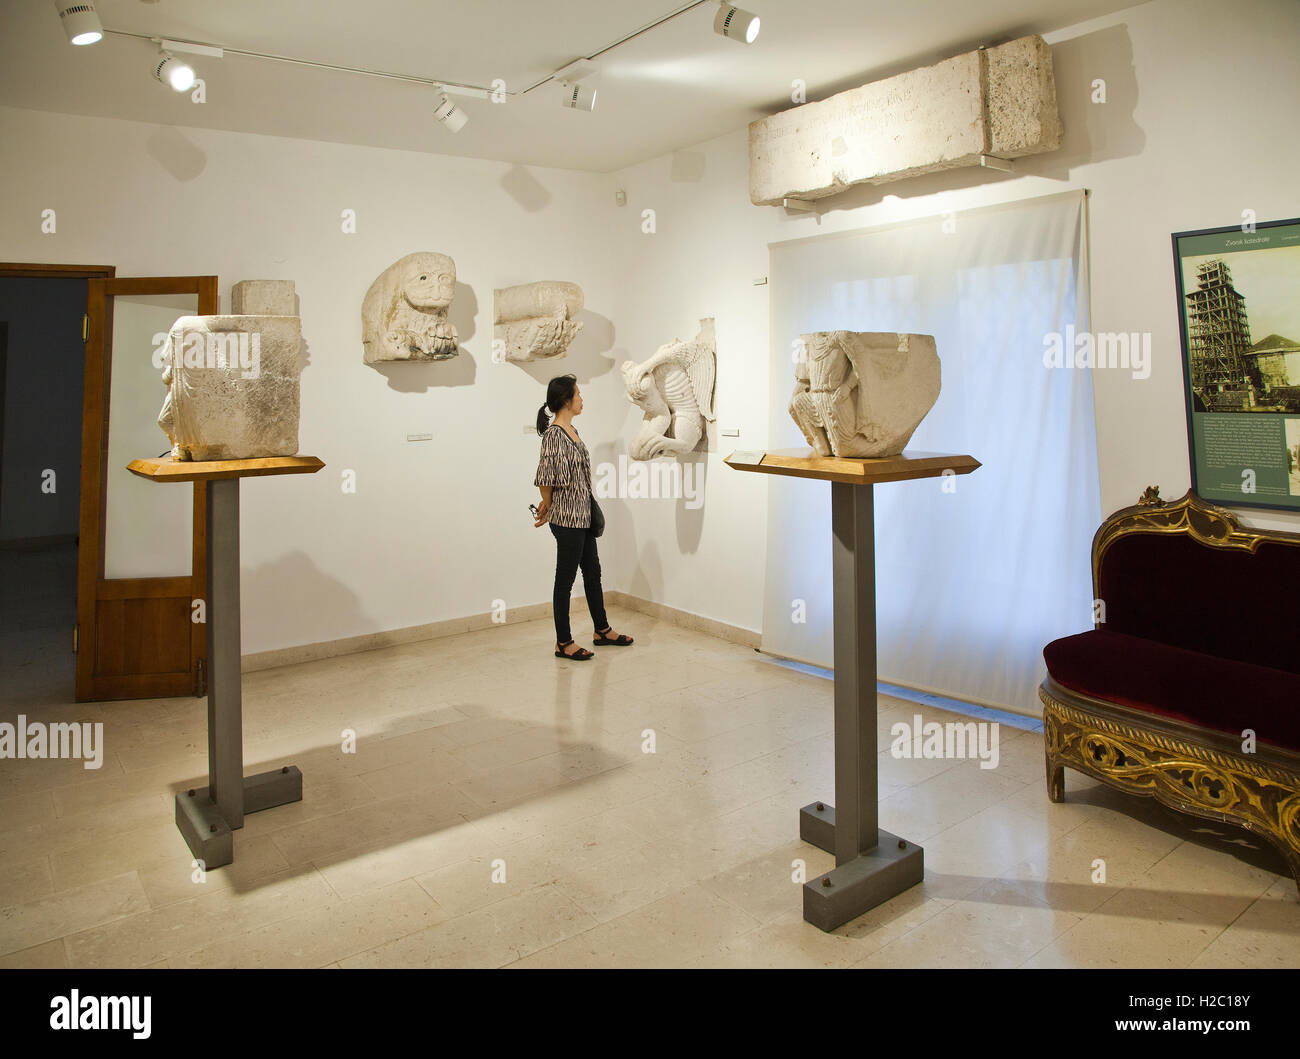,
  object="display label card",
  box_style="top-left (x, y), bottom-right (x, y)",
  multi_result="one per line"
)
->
top-left (727, 450), bottom-right (766, 466)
